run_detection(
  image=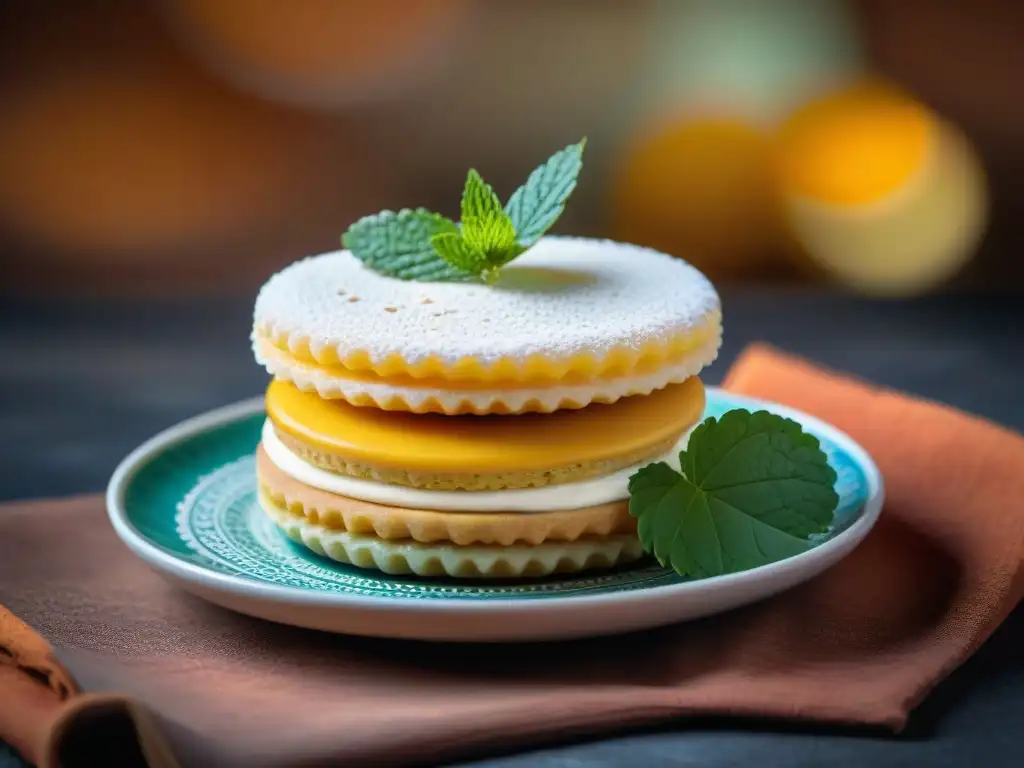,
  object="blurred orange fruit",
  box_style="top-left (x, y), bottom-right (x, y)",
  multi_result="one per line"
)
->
top-left (777, 80), bottom-right (931, 206)
top-left (610, 114), bottom-right (784, 279)
top-left (774, 79), bottom-right (988, 295)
